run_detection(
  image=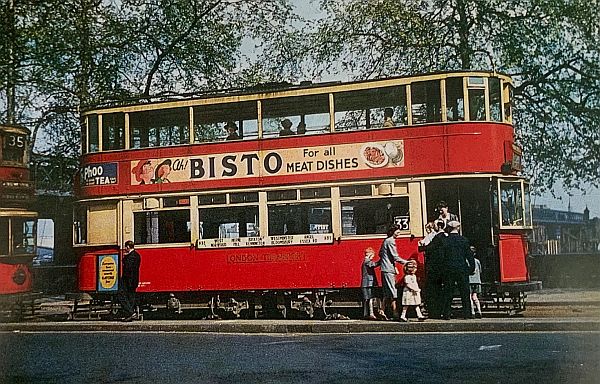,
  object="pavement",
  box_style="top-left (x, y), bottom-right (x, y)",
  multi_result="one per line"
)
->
top-left (1, 288), bottom-right (599, 333)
